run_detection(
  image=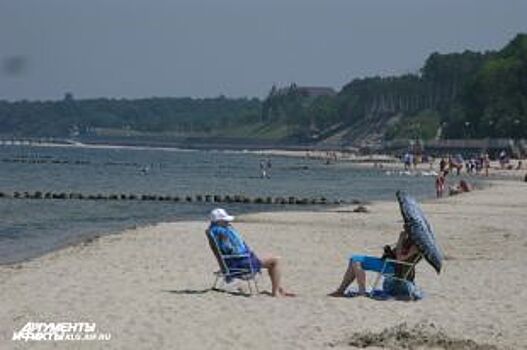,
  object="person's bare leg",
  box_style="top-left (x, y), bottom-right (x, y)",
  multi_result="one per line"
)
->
top-left (351, 261), bottom-right (367, 295)
top-left (260, 256), bottom-right (295, 297)
top-left (328, 262), bottom-right (356, 297)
